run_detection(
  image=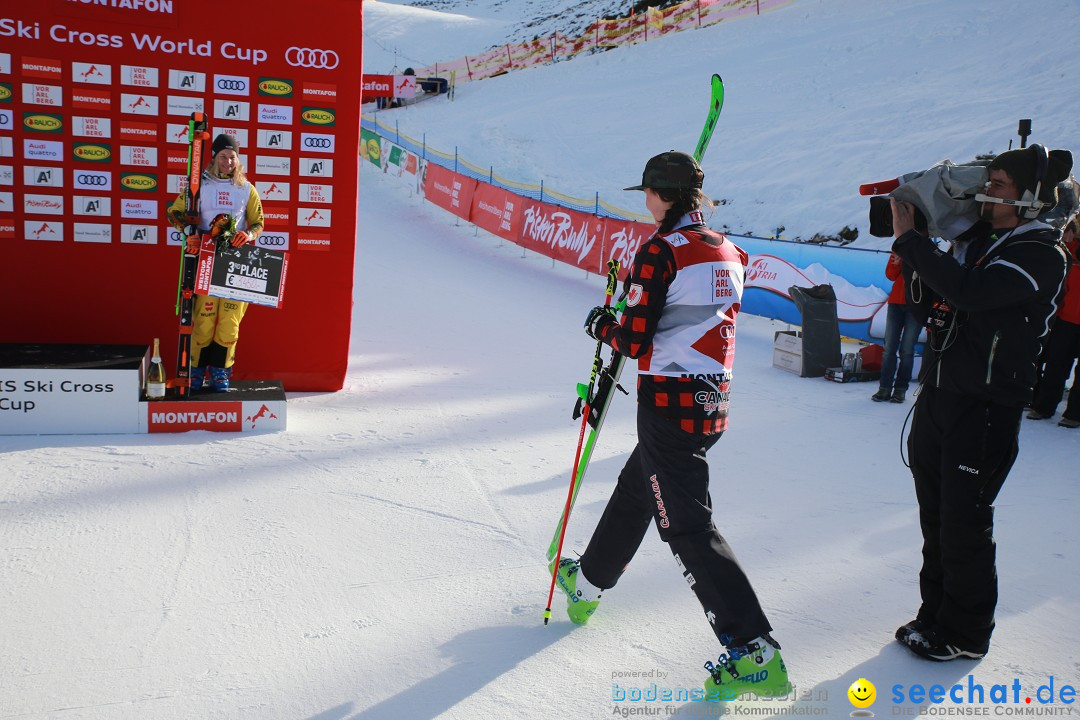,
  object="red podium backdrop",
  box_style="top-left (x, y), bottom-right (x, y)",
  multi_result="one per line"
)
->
top-left (0, 0), bottom-right (362, 391)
